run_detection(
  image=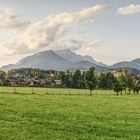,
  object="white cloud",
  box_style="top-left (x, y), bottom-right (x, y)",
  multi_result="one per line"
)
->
top-left (74, 39), bottom-right (102, 57)
top-left (63, 39), bottom-right (102, 52)
top-left (83, 40), bottom-right (102, 51)
top-left (0, 5), bottom-right (108, 55)
top-left (0, 8), bottom-right (30, 31)
top-left (87, 40), bottom-right (102, 47)
top-left (40, 39), bottom-right (85, 51)
top-left (117, 4), bottom-right (140, 15)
